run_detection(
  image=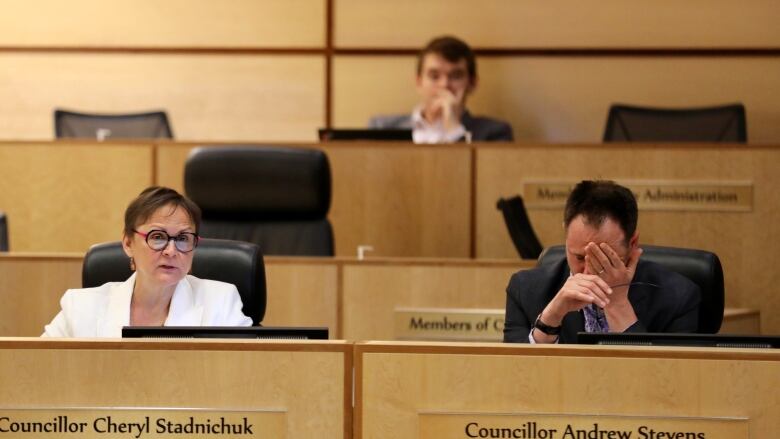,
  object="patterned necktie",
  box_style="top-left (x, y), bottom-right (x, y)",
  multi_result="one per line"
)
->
top-left (583, 304), bottom-right (610, 333)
